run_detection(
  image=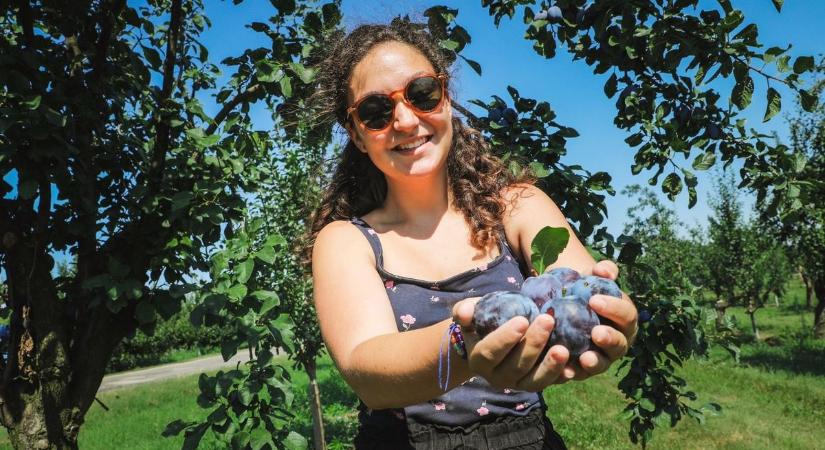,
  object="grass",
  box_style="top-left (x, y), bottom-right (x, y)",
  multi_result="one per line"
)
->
top-left (0, 286), bottom-right (823, 449)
